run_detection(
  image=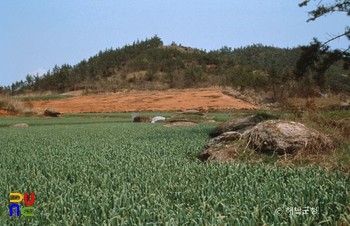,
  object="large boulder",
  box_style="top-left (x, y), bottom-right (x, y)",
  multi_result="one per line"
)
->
top-left (209, 115), bottom-right (263, 137)
top-left (44, 109), bottom-right (61, 117)
top-left (247, 120), bottom-right (334, 155)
